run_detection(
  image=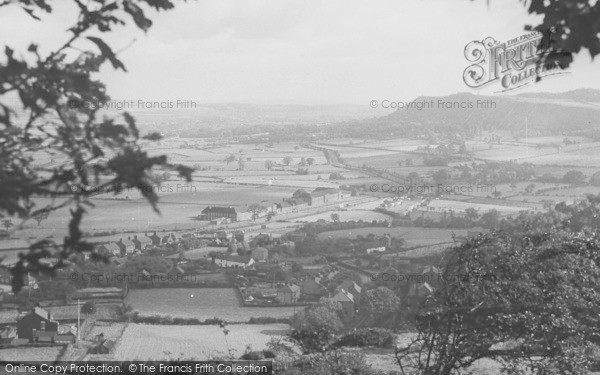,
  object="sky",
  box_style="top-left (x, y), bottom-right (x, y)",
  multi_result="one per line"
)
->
top-left (1, 0), bottom-right (599, 105)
